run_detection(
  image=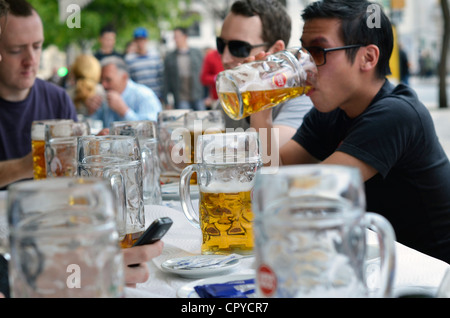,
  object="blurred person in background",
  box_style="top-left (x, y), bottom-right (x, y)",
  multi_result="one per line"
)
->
top-left (94, 24), bottom-right (123, 62)
top-left (125, 27), bottom-right (164, 101)
top-left (163, 26), bottom-right (205, 110)
top-left (200, 48), bottom-right (224, 109)
top-left (67, 54), bottom-right (105, 116)
top-left (89, 56), bottom-right (162, 128)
